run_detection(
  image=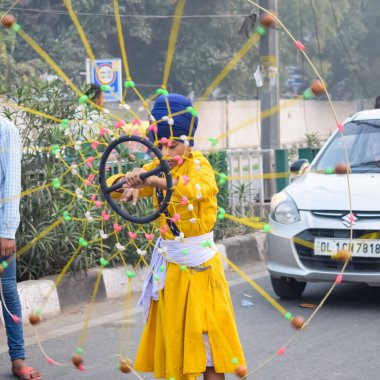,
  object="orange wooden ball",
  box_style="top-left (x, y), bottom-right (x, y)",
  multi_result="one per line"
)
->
top-left (119, 360), bottom-right (132, 373)
top-left (310, 80), bottom-right (326, 96)
top-left (260, 13), bottom-right (276, 28)
top-left (72, 355), bottom-right (83, 367)
top-left (28, 313), bottom-right (41, 326)
top-left (235, 365), bottom-right (248, 378)
top-left (1, 14), bottom-right (16, 28)
top-left (335, 163), bottom-right (350, 174)
top-left (333, 248), bottom-right (351, 262)
top-left (291, 316), bottom-right (305, 330)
